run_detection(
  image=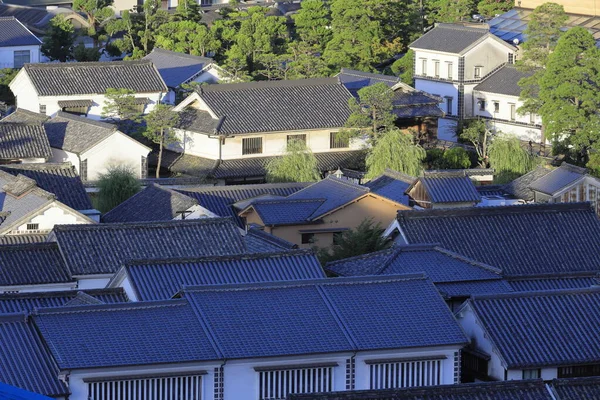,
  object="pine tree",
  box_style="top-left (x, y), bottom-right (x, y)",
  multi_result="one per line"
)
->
top-left (318, 218), bottom-right (390, 264)
top-left (41, 16), bottom-right (76, 62)
top-left (143, 104), bottom-right (180, 178)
